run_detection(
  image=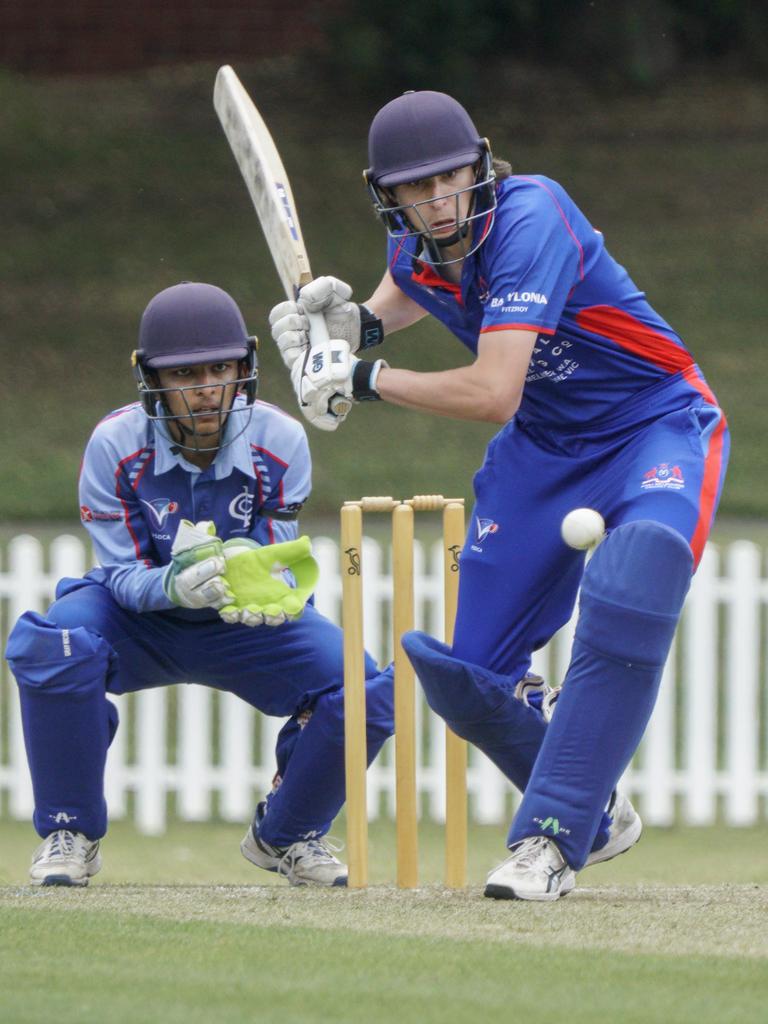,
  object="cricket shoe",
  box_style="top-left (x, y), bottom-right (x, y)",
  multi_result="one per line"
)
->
top-left (484, 835), bottom-right (575, 901)
top-left (29, 829), bottom-right (102, 887)
top-left (514, 673), bottom-right (560, 723)
top-left (241, 803), bottom-right (348, 887)
top-left (585, 790), bottom-right (642, 867)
